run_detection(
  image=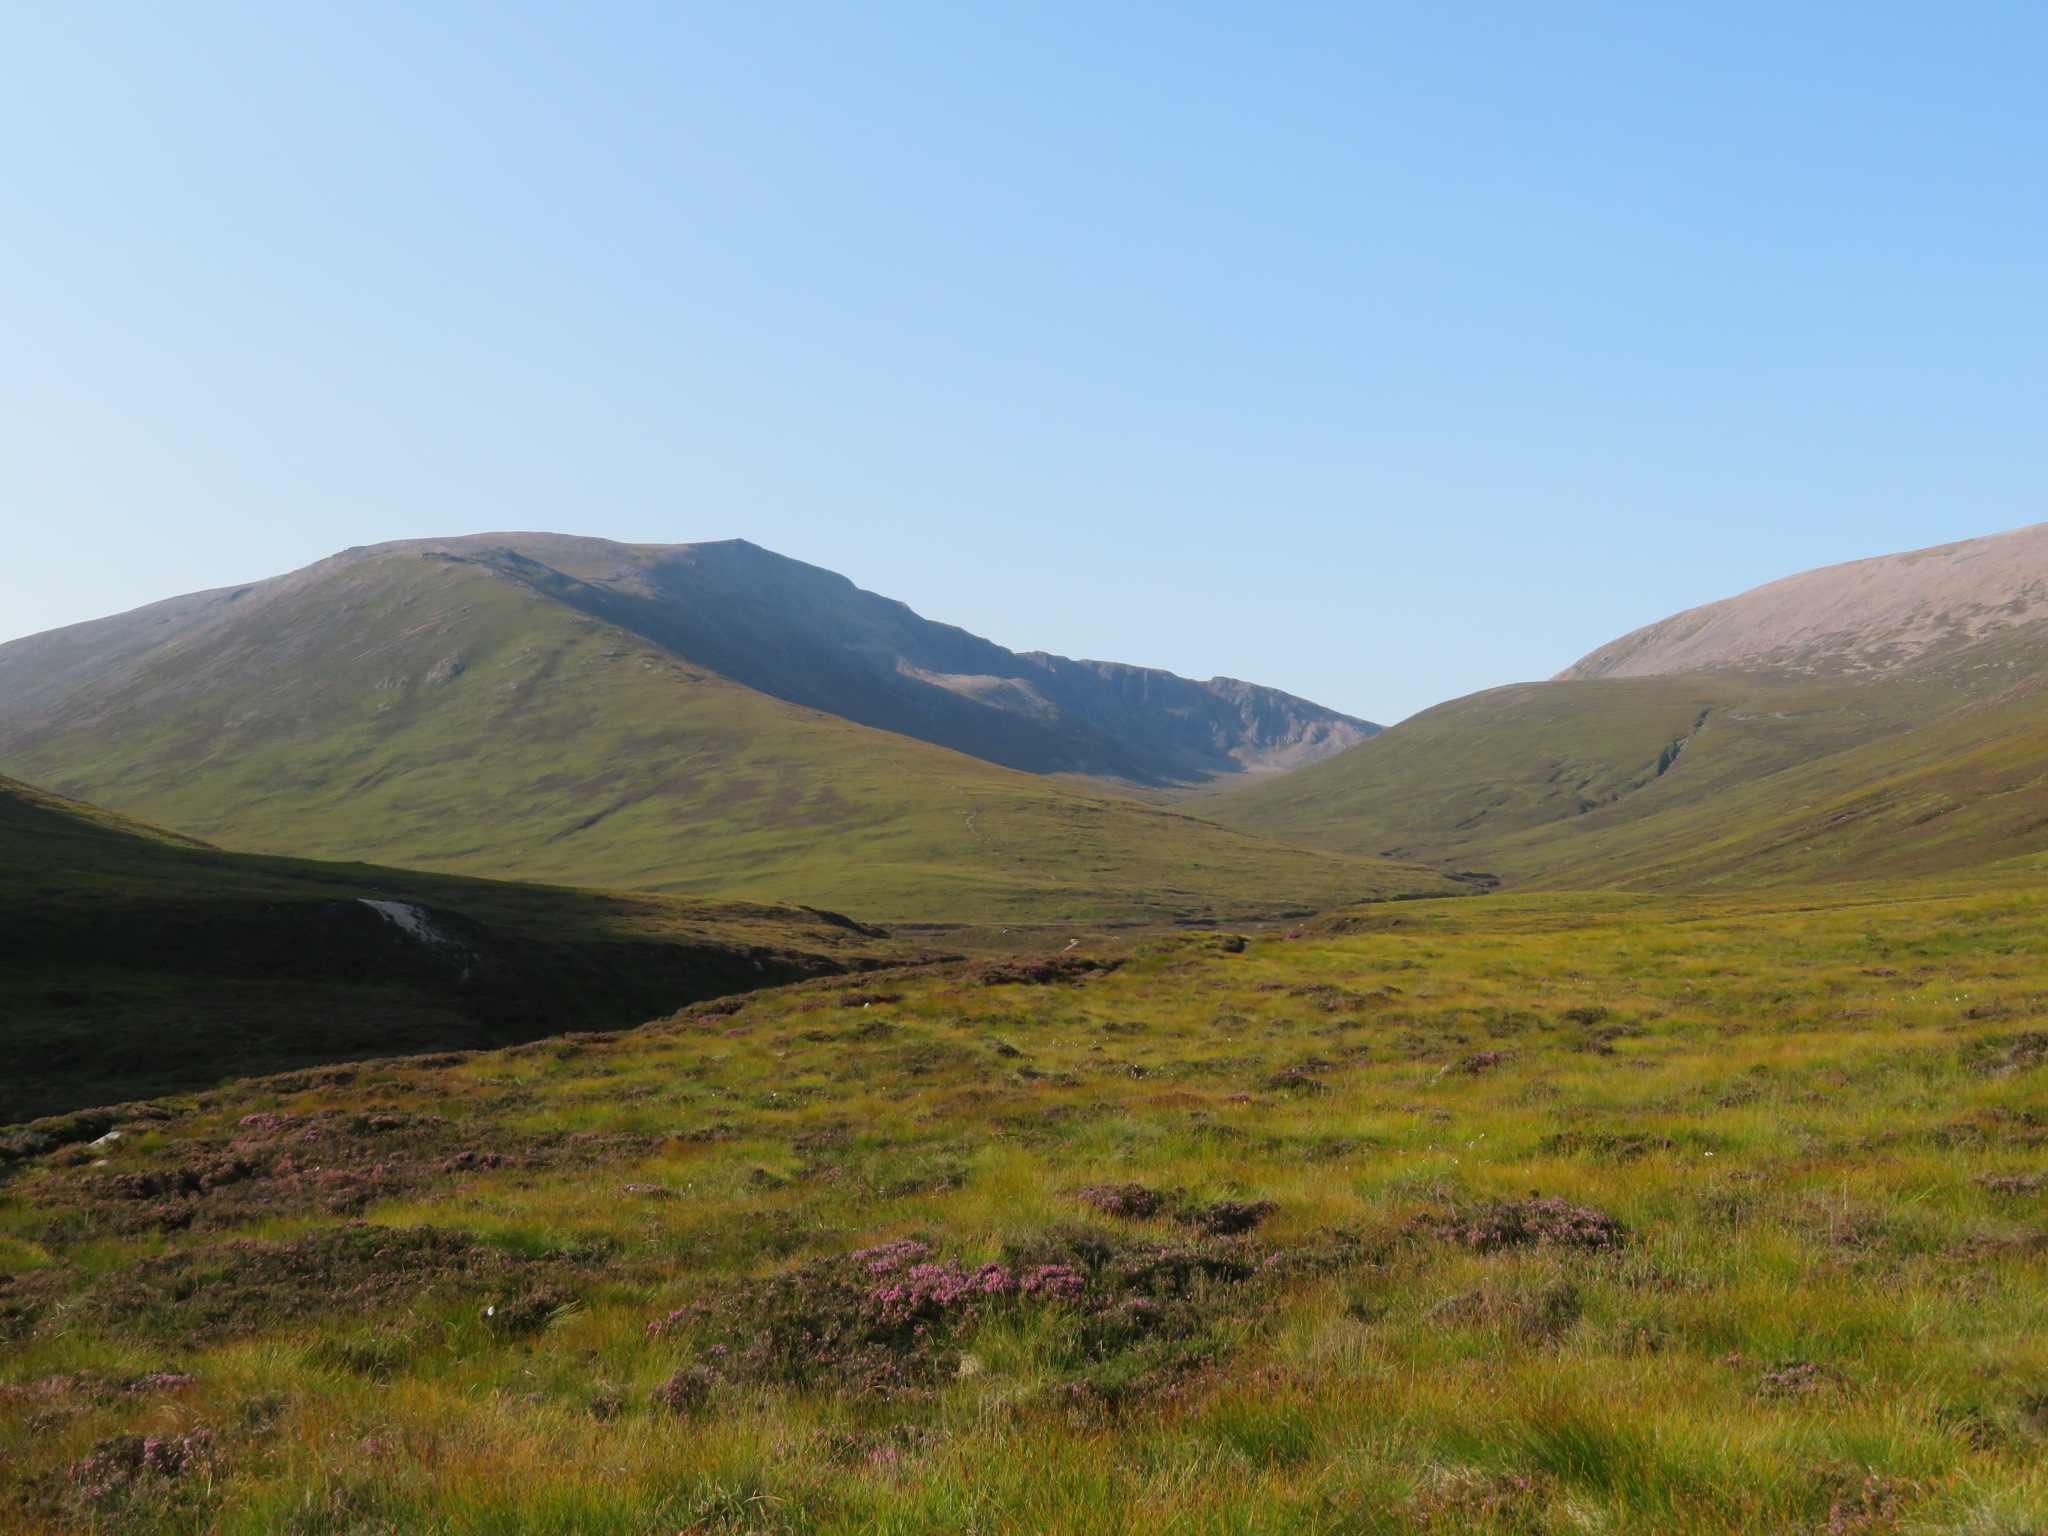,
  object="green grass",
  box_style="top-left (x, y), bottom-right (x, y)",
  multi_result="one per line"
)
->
top-left (0, 553), bottom-right (1458, 923)
top-left (8, 876), bottom-right (2048, 1532)
top-left (0, 774), bottom-right (934, 1120)
top-left (1201, 623), bottom-right (2048, 894)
